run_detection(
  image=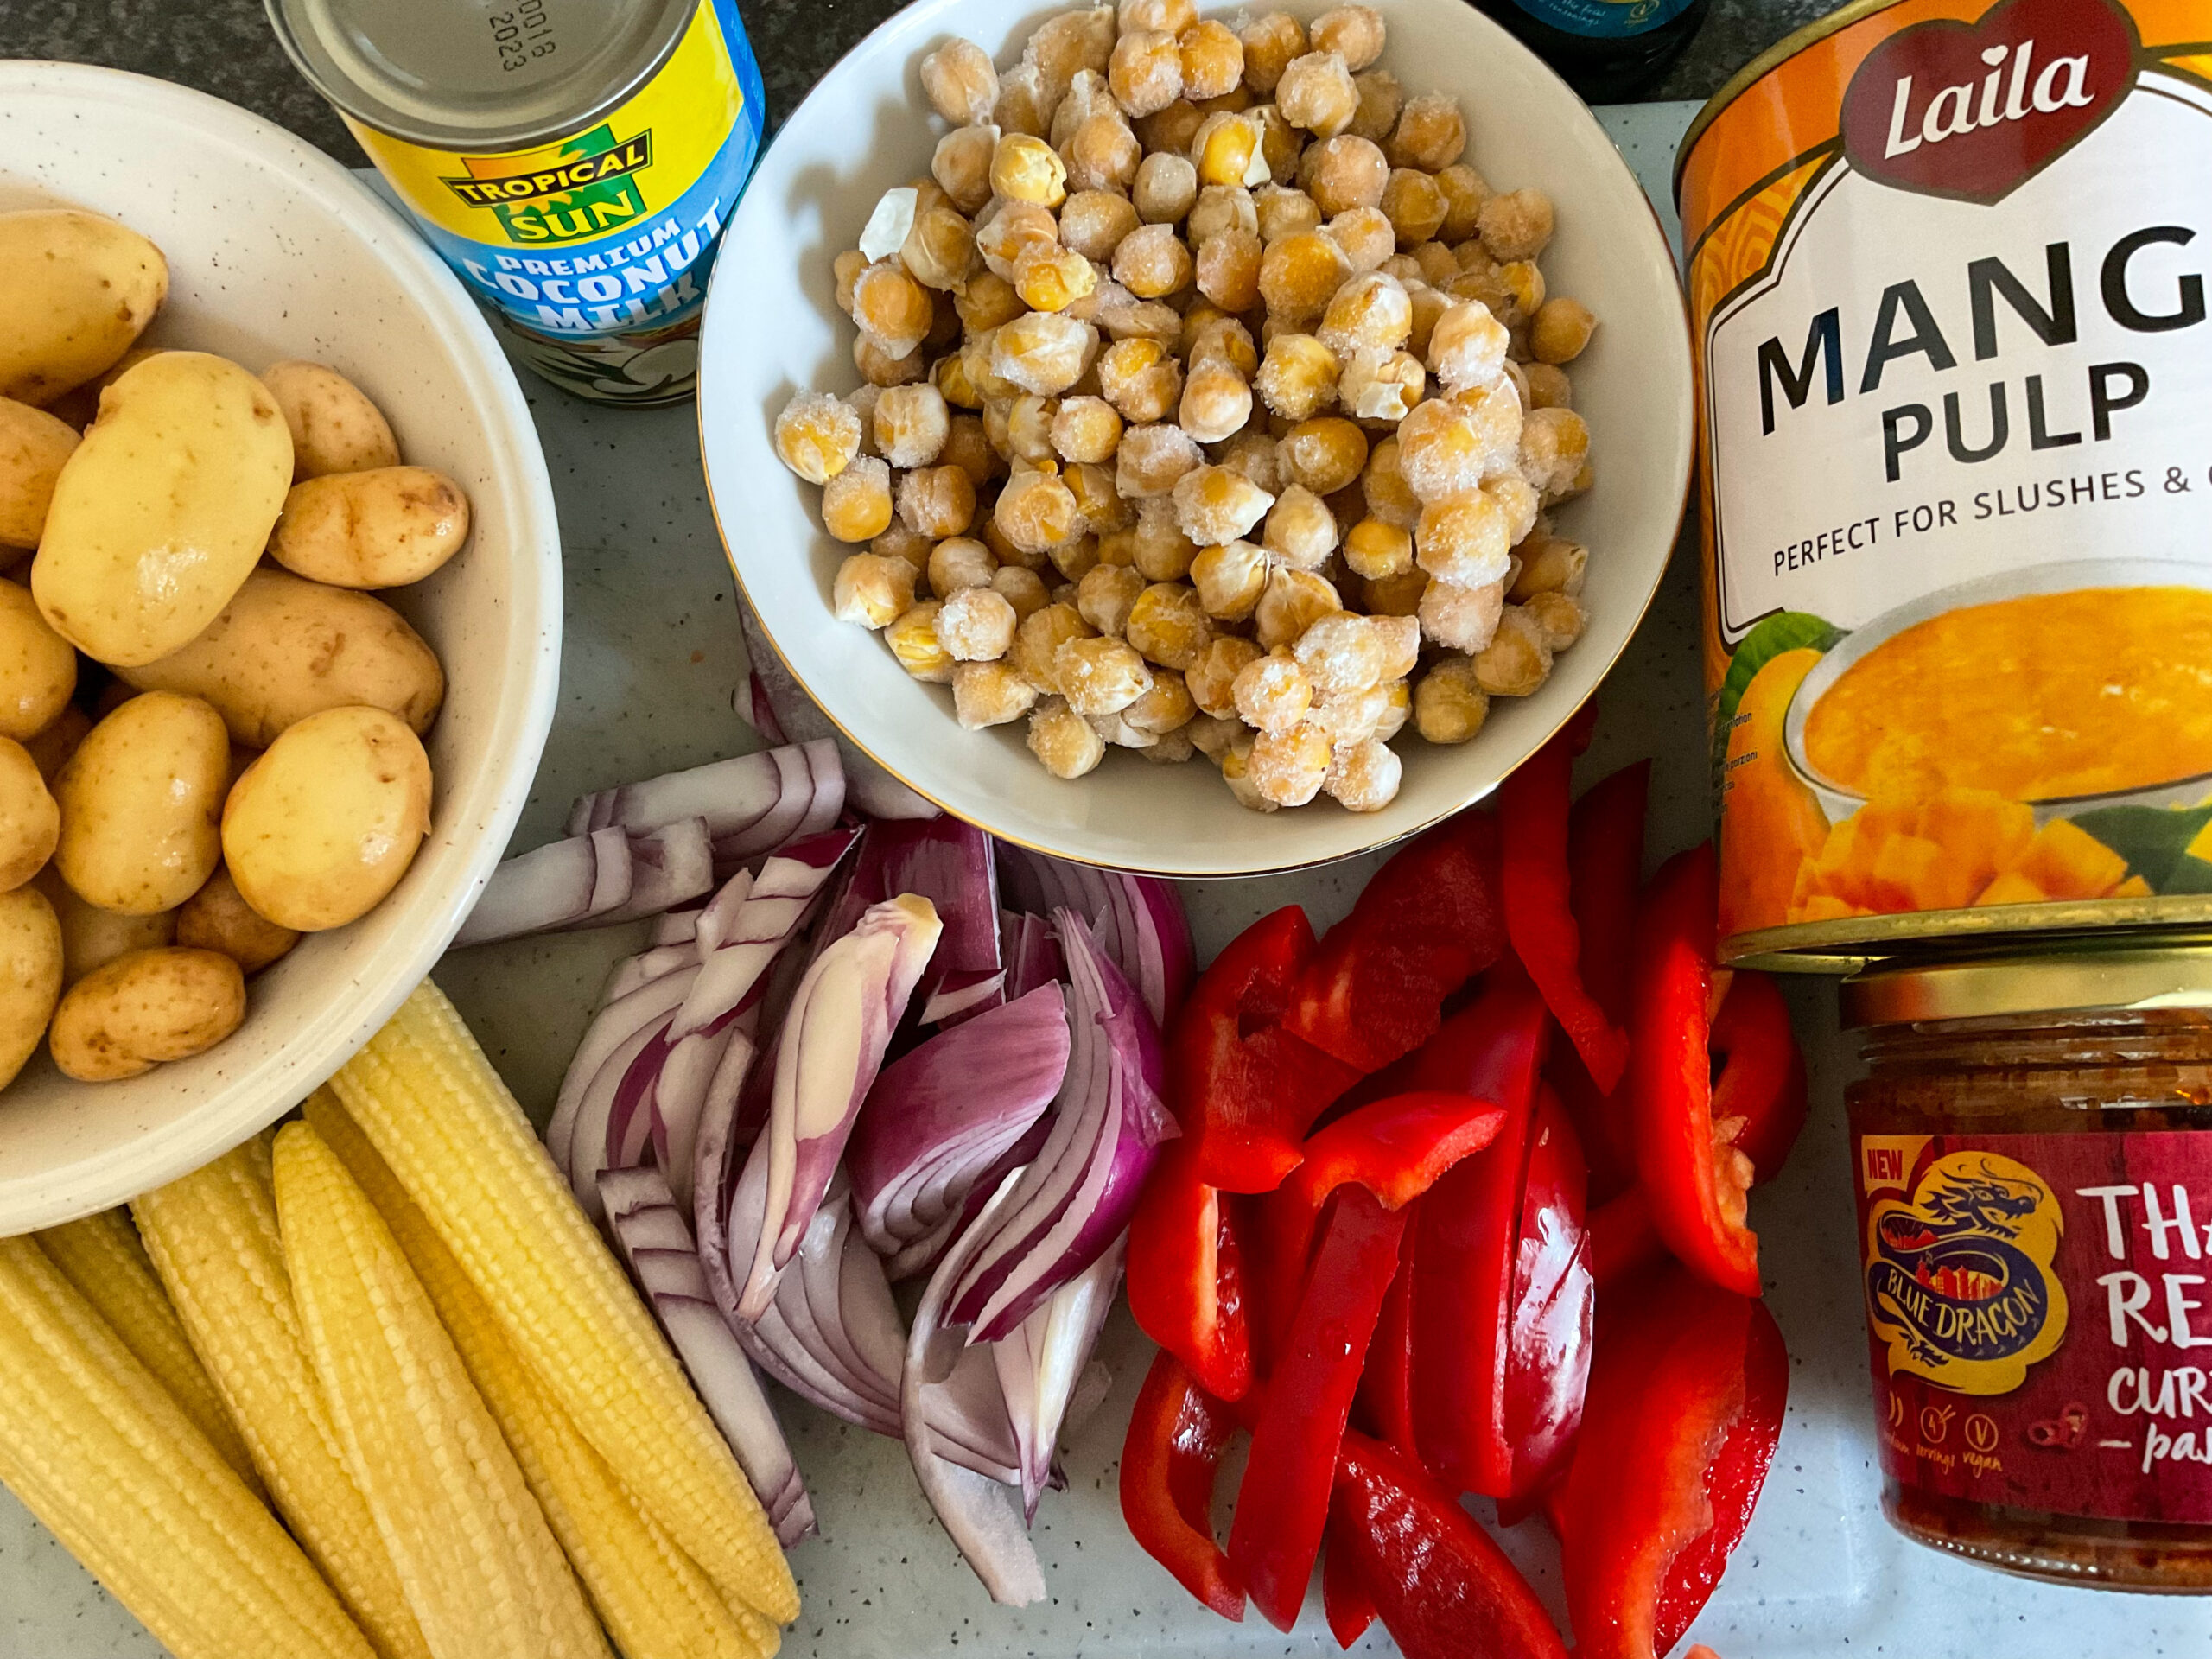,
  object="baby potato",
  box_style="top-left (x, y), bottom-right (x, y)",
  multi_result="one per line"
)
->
top-left (222, 705), bottom-right (431, 931)
top-left (34, 867), bottom-right (175, 988)
top-left (259, 360), bottom-right (401, 480)
top-left (175, 865), bottom-right (296, 974)
top-left (0, 209), bottom-right (168, 407)
top-left (118, 568), bottom-right (444, 747)
top-left (42, 346), bottom-right (167, 430)
top-left (0, 885), bottom-right (62, 1089)
top-left (47, 945), bottom-right (244, 1083)
top-left (0, 737), bottom-right (58, 892)
top-left (0, 578), bottom-right (75, 739)
top-left (55, 691), bottom-right (230, 915)
top-left (0, 397), bottom-right (79, 546)
top-left (32, 351), bottom-right (293, 665)
top-left (270, 466), bottom-right (471, 588)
